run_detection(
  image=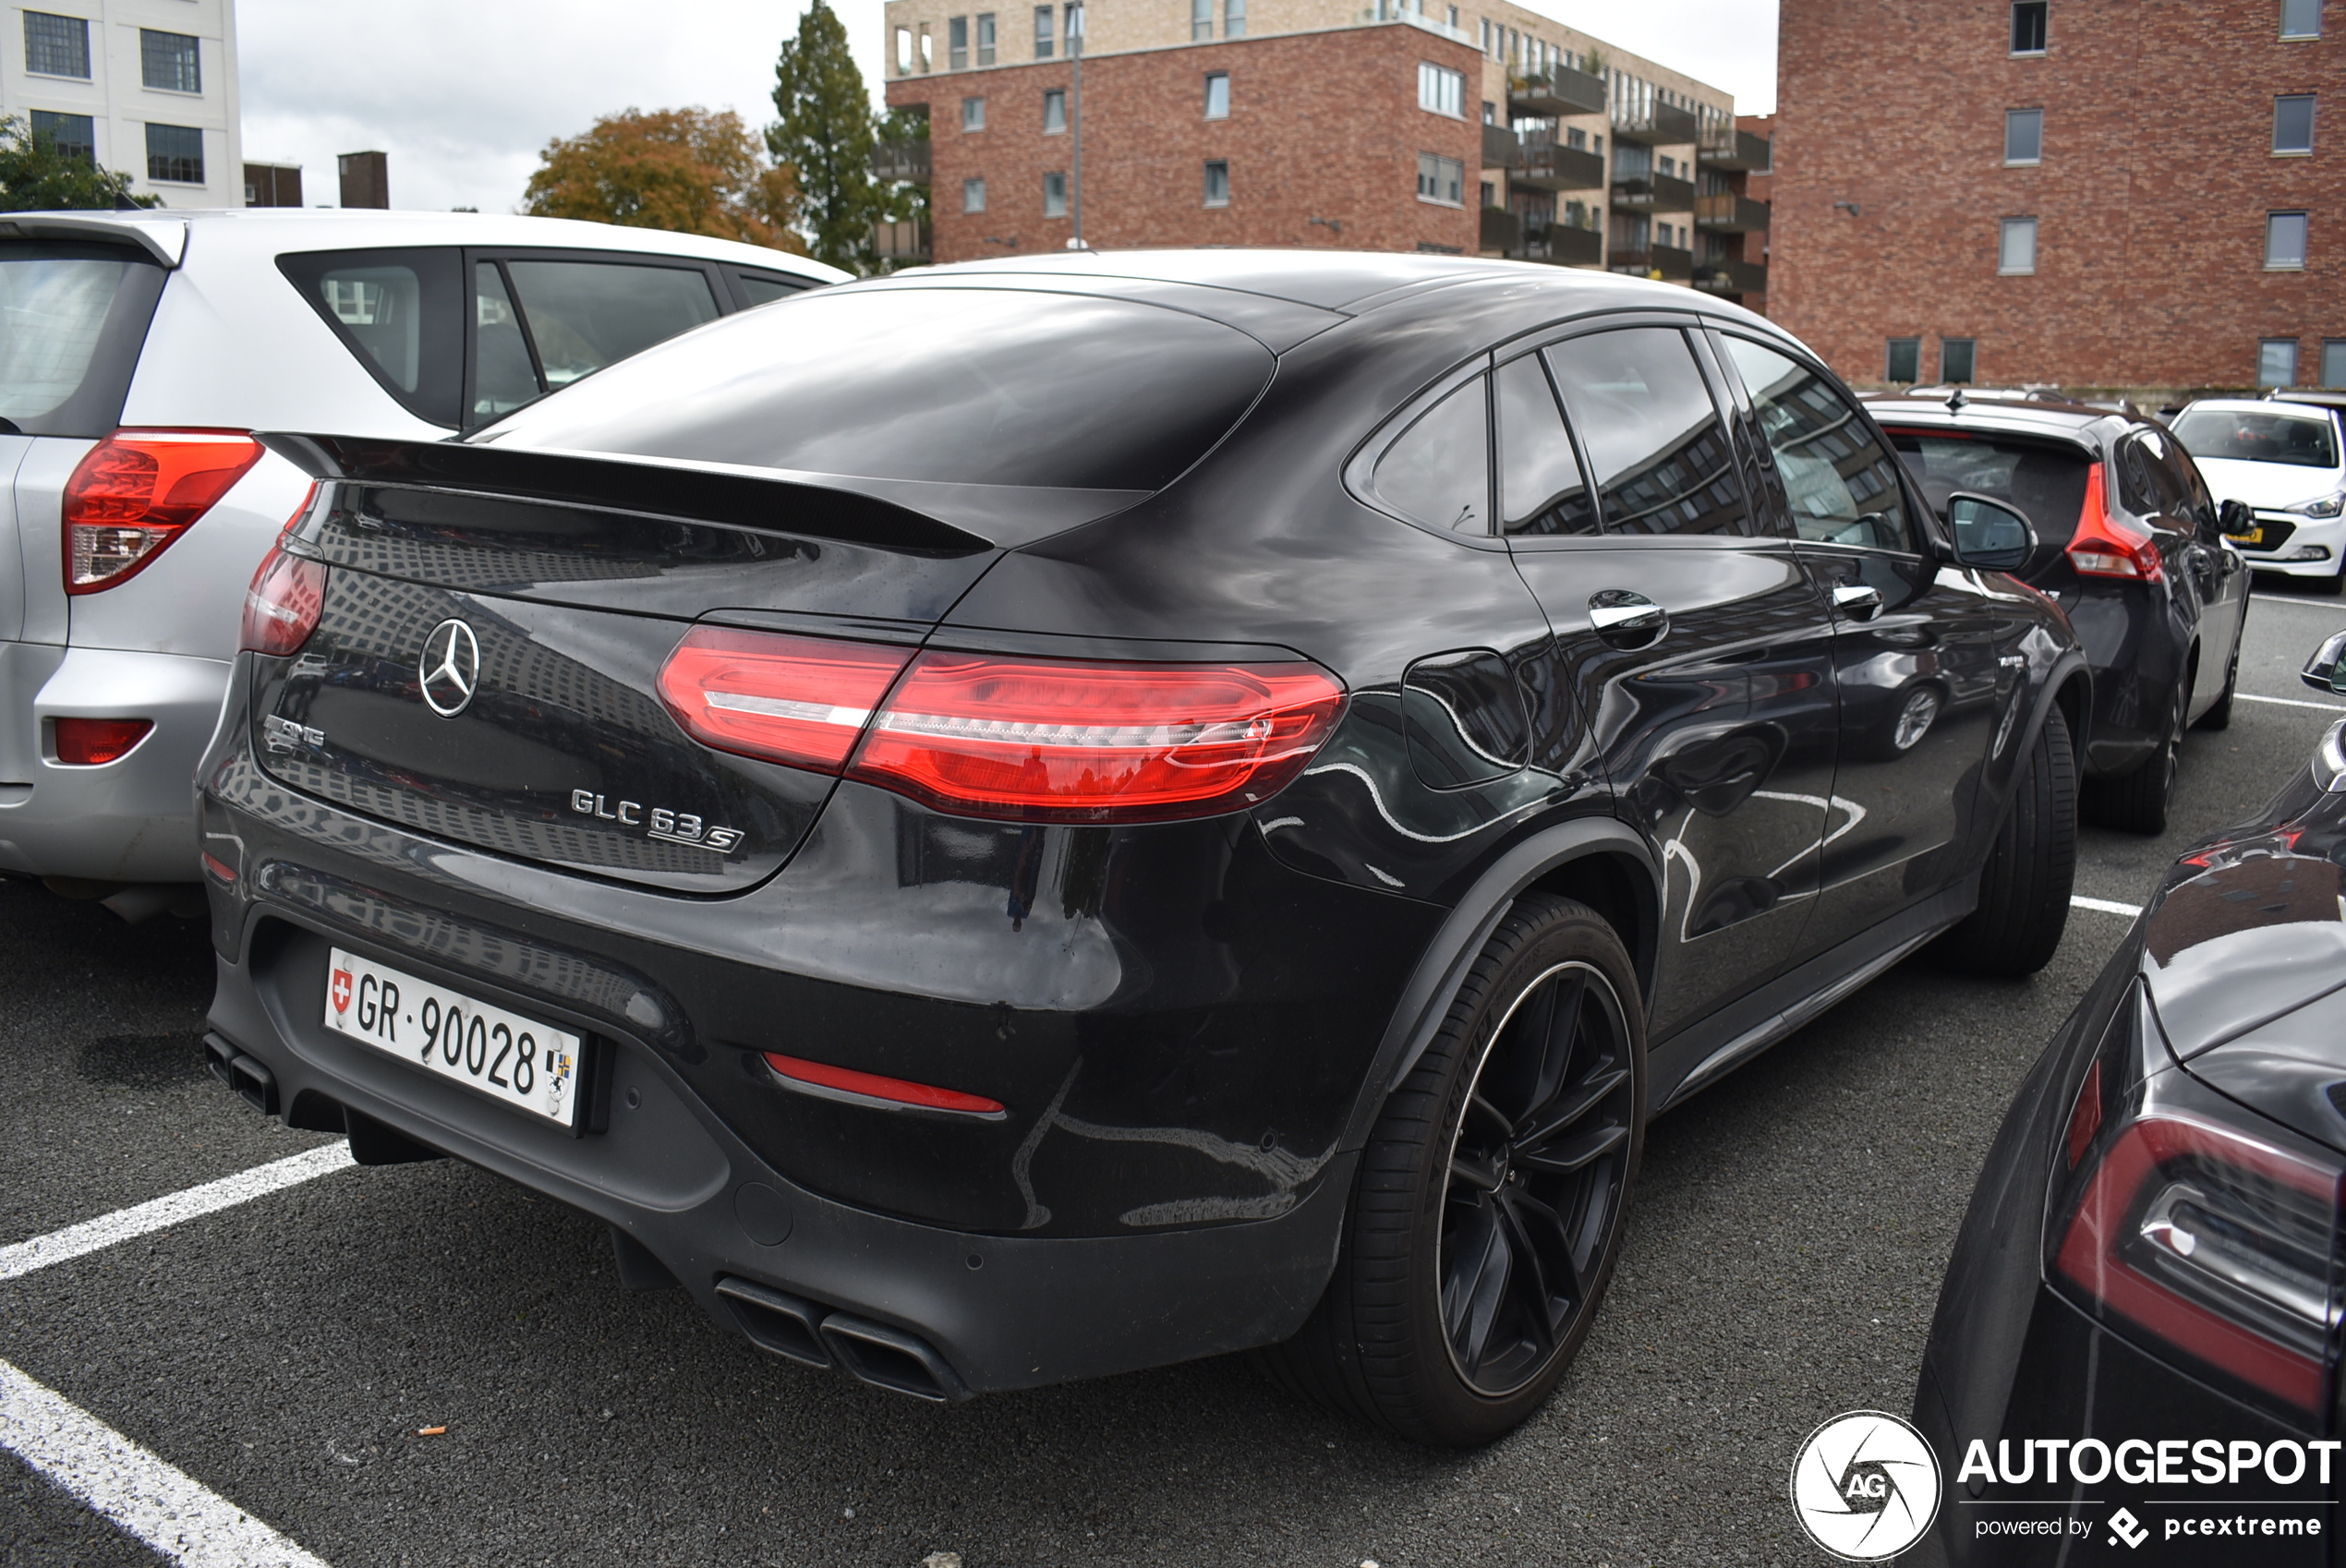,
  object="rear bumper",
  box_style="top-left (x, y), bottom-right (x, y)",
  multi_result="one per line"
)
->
top-left (0, 643), bottom-right (227, 882)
